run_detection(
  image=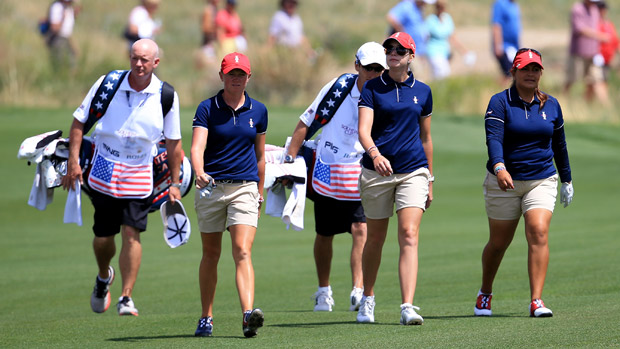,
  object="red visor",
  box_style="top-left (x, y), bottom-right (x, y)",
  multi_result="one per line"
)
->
top-left (512, 49), bottom-right (543, 70)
